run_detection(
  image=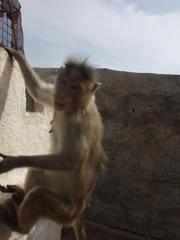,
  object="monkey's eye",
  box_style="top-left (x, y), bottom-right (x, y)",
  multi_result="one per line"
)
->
top-left (71, 83), bottom-right (80, 91)
top-left (61, 79), bottom-right (68, 86)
